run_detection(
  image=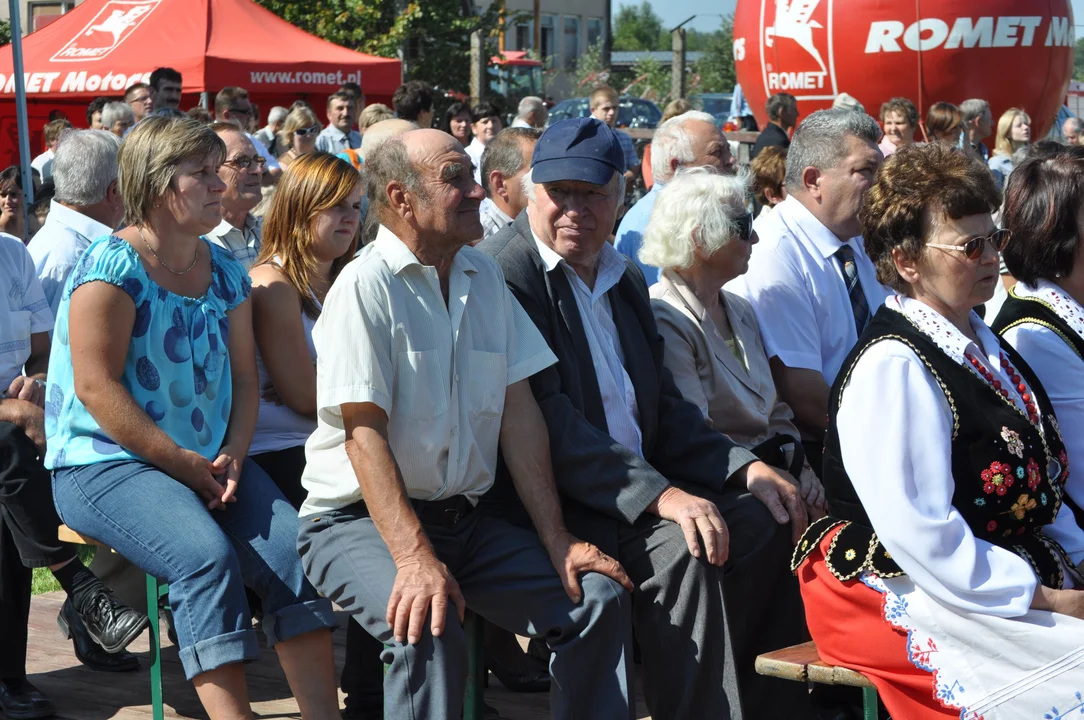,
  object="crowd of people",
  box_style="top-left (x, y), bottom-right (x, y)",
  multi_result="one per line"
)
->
top-left (2, 63), bottom-right (1084, 720)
